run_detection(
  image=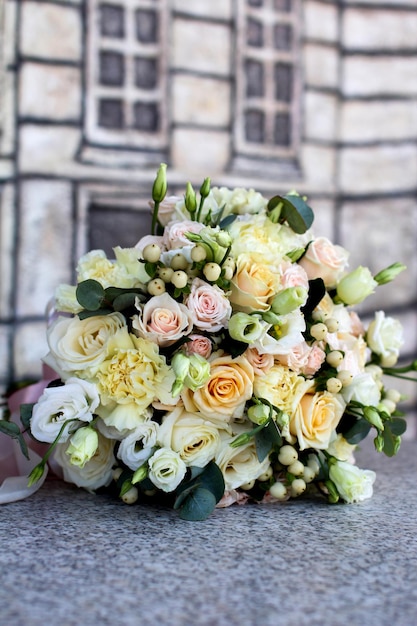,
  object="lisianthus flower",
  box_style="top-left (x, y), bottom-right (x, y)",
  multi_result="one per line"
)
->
top-left (117, 421), bottom-right (158, 470)
top-left (329, 460), bottom-right (376, 503)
